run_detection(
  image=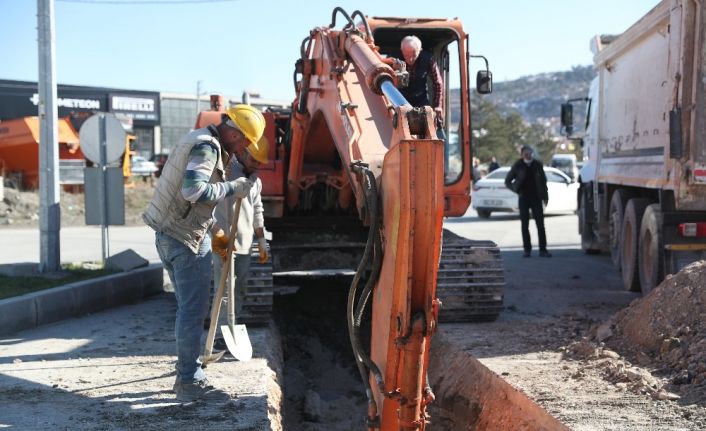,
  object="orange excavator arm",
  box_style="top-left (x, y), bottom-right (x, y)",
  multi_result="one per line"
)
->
top-left (288, 8), bottom-right (451, 429)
